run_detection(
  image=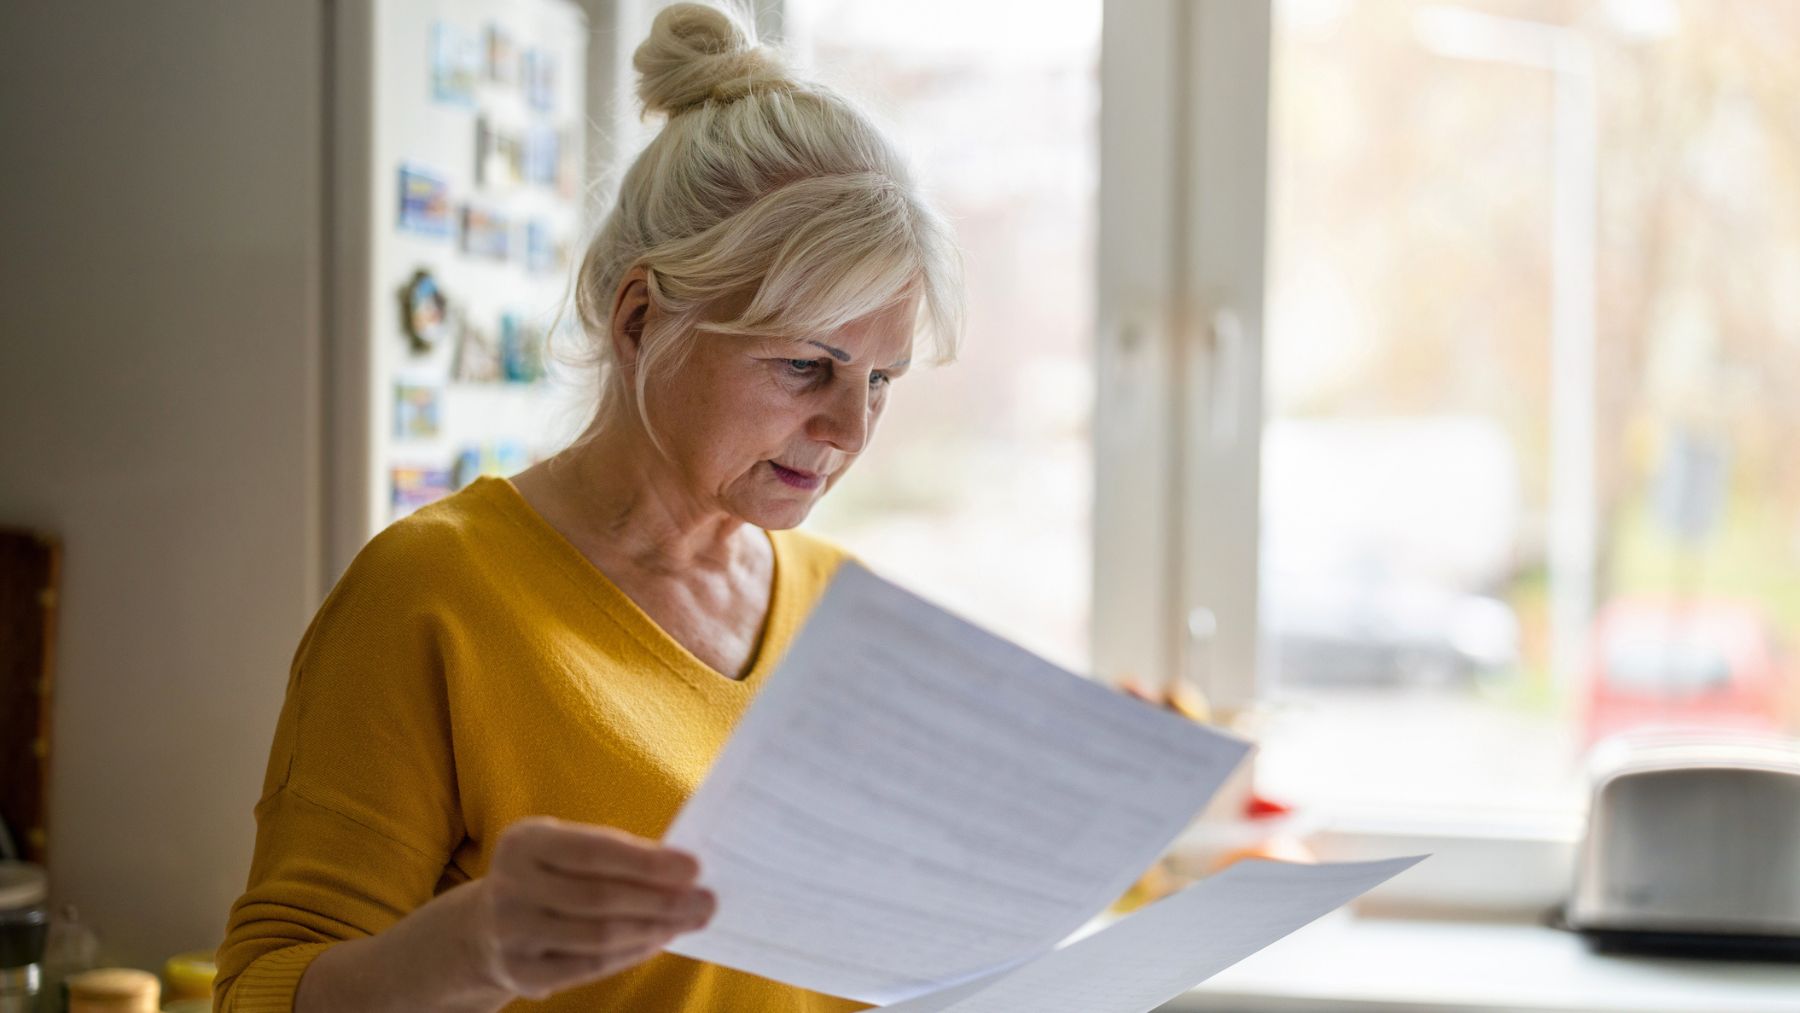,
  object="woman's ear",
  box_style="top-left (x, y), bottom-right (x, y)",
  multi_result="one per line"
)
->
top-left (610, 266), bottom-right (652, 379)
